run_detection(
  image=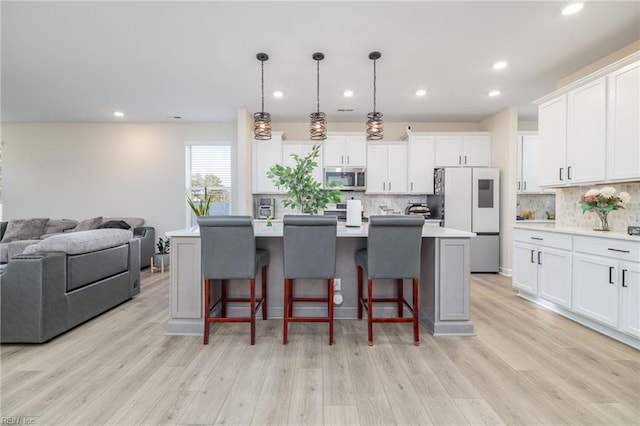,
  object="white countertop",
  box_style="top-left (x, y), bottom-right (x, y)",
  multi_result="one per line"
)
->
top-left (167, 220), bottom-right (475, 238)
top-left (513, 222), bottom-right (639, 242)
